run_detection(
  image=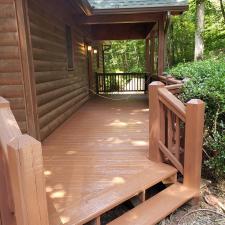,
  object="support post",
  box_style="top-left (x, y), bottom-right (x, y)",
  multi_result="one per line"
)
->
top-left (158, 16), bottom-right (165, 76)
top-left (8, 135), bottom-right (49, 225)
top-left (149, 81), bottom-right (165, 162)
top-left (145, 38), bottom-right (150, 73)
top-left (150, 32), bottom-right (155, 76)
top-left (15, 0), bottom-right (40, 140)
top-left (184, 99), bottom-right (205, 194)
